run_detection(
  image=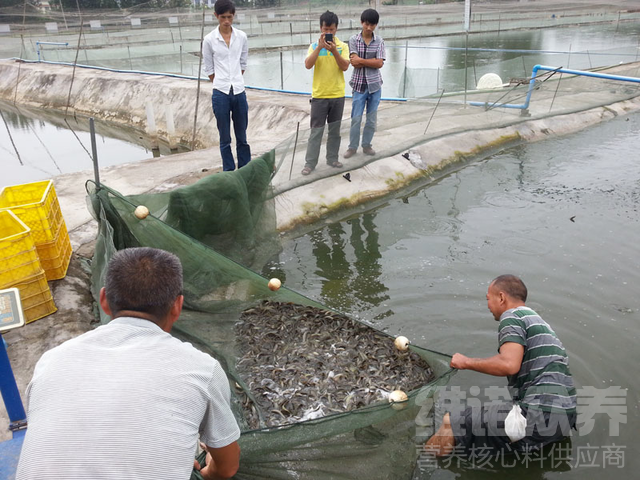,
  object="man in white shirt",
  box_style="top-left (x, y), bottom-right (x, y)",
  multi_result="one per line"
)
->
top-left (202, 0), bottom-right (251, 171)
top-left (16, 247), bottom-right (241, 480)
